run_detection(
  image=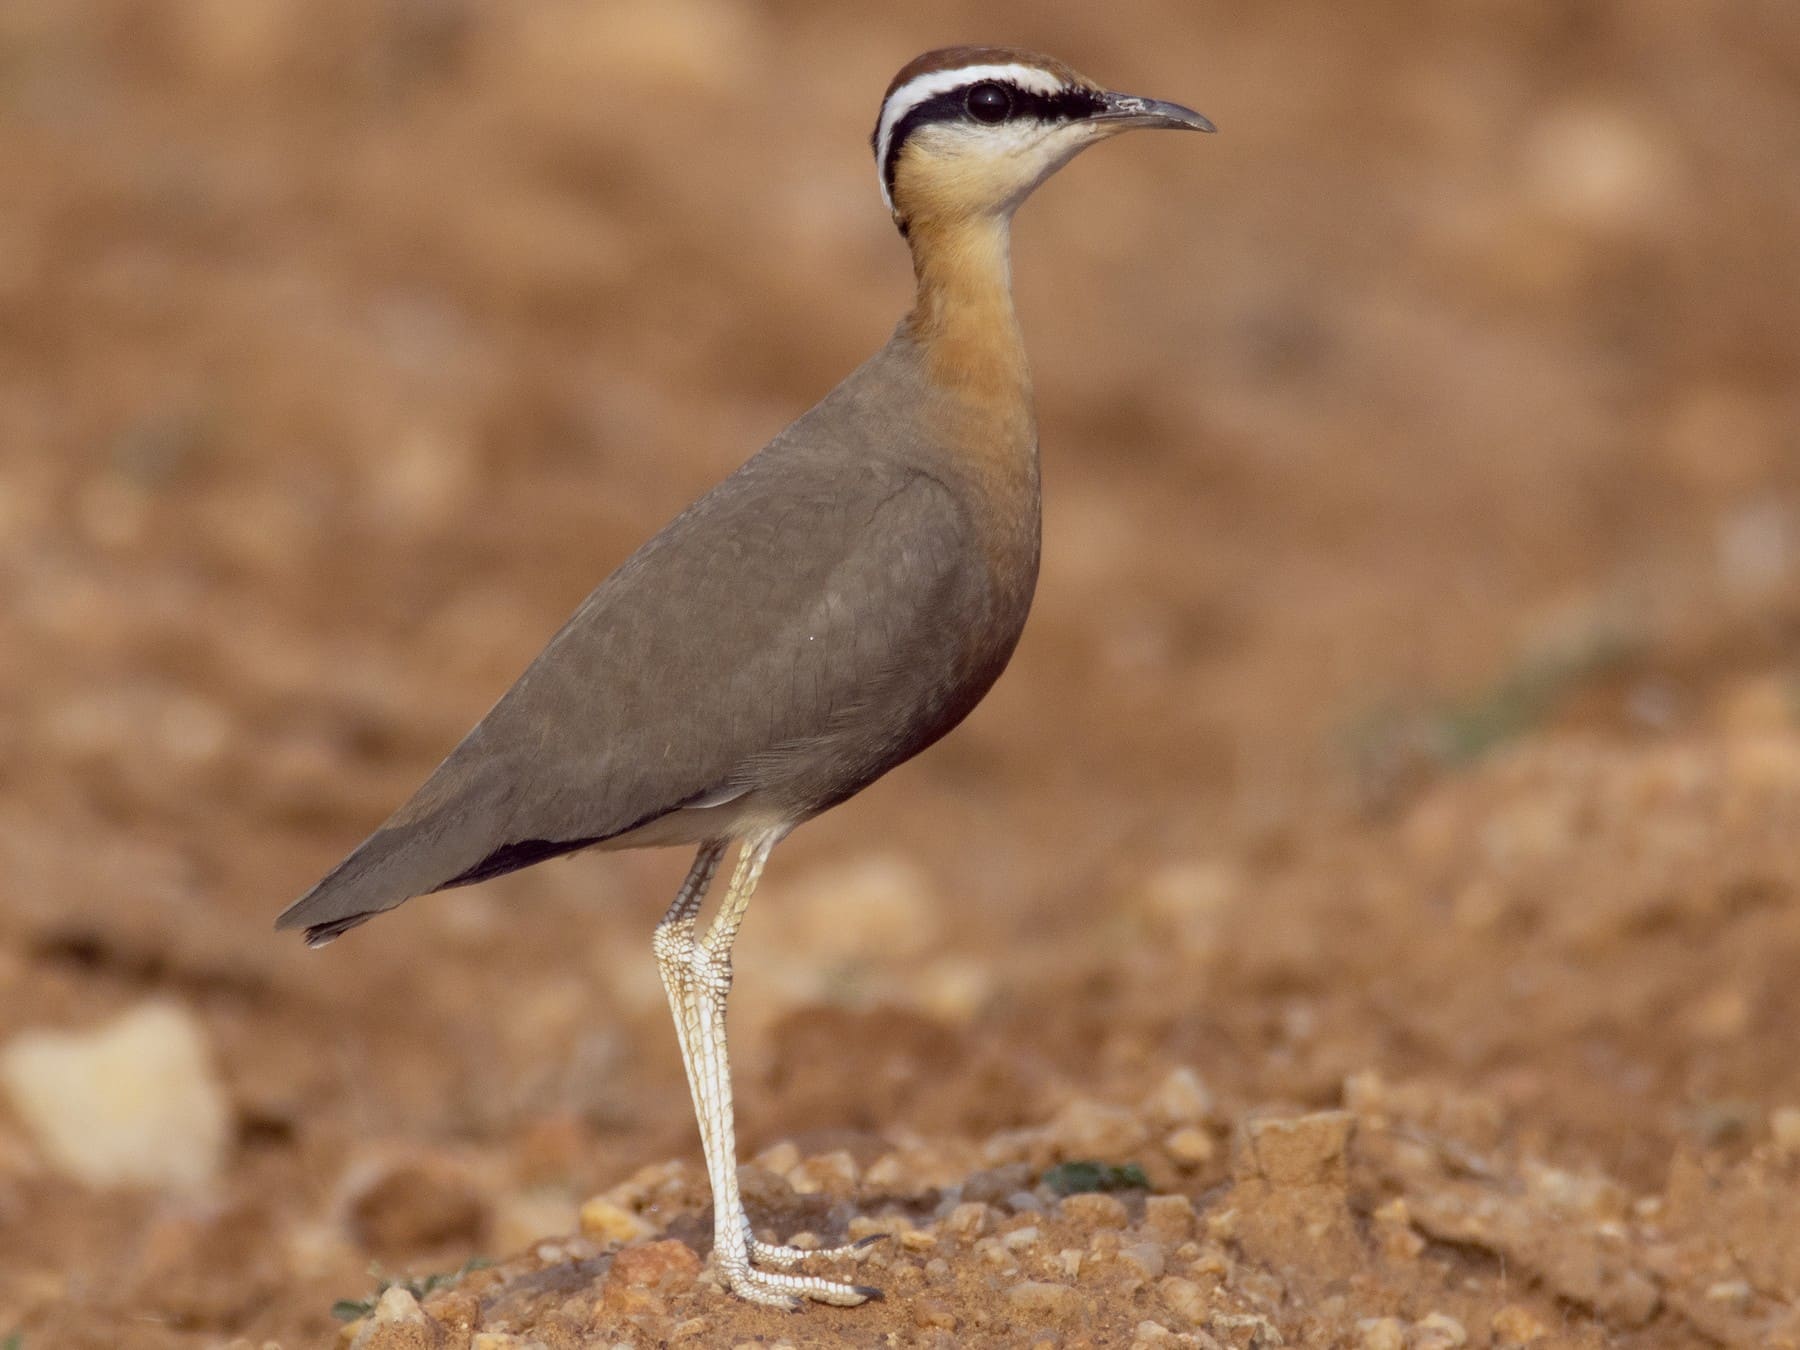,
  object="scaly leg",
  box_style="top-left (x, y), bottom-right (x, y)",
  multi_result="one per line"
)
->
top-left (652, 832), bottom-right (878, 1308)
